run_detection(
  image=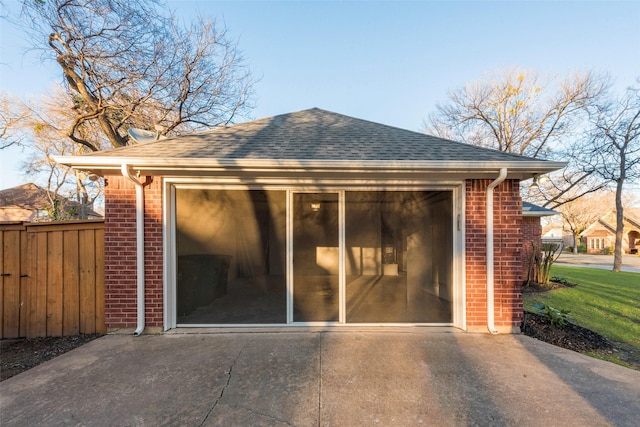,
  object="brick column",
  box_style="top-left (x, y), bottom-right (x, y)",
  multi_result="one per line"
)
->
top-left (104, 175), bottom-right (163, 331)
top-left (465, 179), bottom-right (523, 333)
